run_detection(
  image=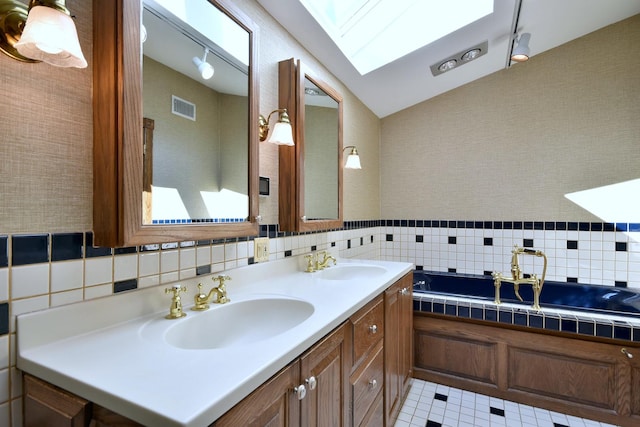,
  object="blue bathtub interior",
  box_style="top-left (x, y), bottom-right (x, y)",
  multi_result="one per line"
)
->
top-left (413, 270), bottom-right (640, 315)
